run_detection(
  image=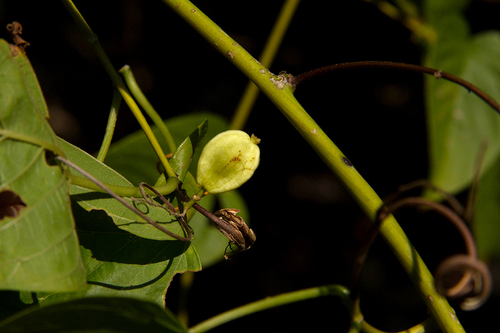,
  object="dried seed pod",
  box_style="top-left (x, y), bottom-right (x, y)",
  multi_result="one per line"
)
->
top-left (213, 208), bottom-right (256, 259)
top-left (197, 130), bottom-right (260, 194)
